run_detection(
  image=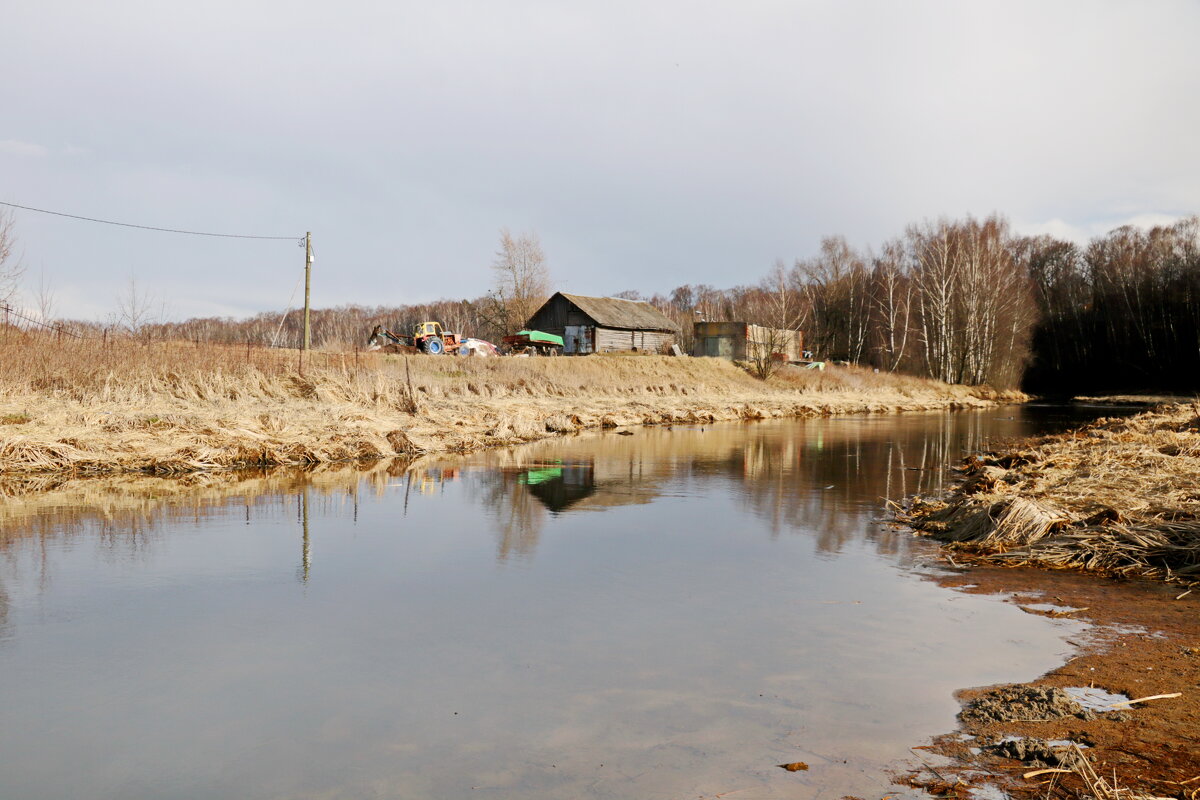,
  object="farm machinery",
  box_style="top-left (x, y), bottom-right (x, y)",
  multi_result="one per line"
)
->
top-left (367, 322), bottom-right (462, 354)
